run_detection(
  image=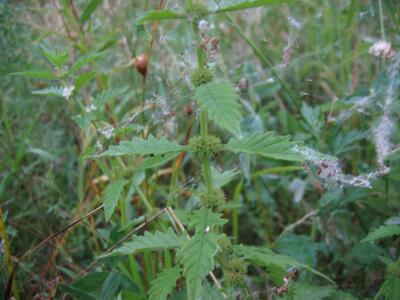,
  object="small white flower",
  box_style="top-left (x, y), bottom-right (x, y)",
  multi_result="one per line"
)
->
top-left (98, 126), bottom-right (114, 140)
top-left (85, 104), bottom-right (97, 113)
top-left (198, 19), bottom-right (208, 33)
top-left (62, 85), bottom-right (75, 100)
top-left (369, 41), bottom-right (395, 59)
top-left (288, 16), bottom-right (302, 29)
